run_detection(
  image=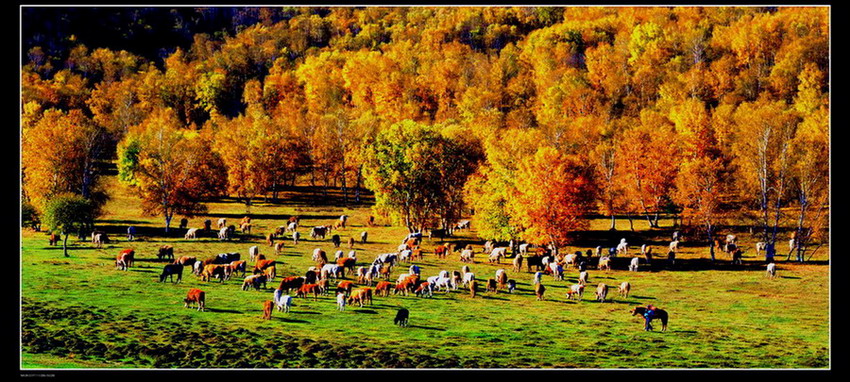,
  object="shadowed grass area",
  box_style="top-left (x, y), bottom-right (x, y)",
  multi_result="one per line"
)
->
top-left (21, 176), bottom-right (829, 369)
